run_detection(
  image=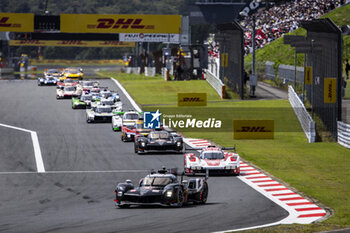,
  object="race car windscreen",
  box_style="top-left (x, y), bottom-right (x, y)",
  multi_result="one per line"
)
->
top-left (149, 132), bottom-right (169, 140)
top-left (81, 95), bottom-right (92, 101)
top-left (142, 177), bottom-right (172, 187)
top-left (47, 69), bottom-right (59, 74)
top-left (124, 113), bottom-right (139, 120)
top-left (64, 87), bottom-right (75, 91)
top-left (101, 100), bottom-right (114, 105)
top-left (96, 107), bottom-right (112, 113)
top-left (68, 69), bottom-right (79, 74)
top-left (201, 151), bottom-right (225, 160)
